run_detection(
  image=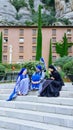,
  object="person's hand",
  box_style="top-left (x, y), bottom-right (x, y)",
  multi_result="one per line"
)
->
top-left (32, 81), bottom-right (40, 84)
top-left (51, 77), bottom-right (55, 80)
